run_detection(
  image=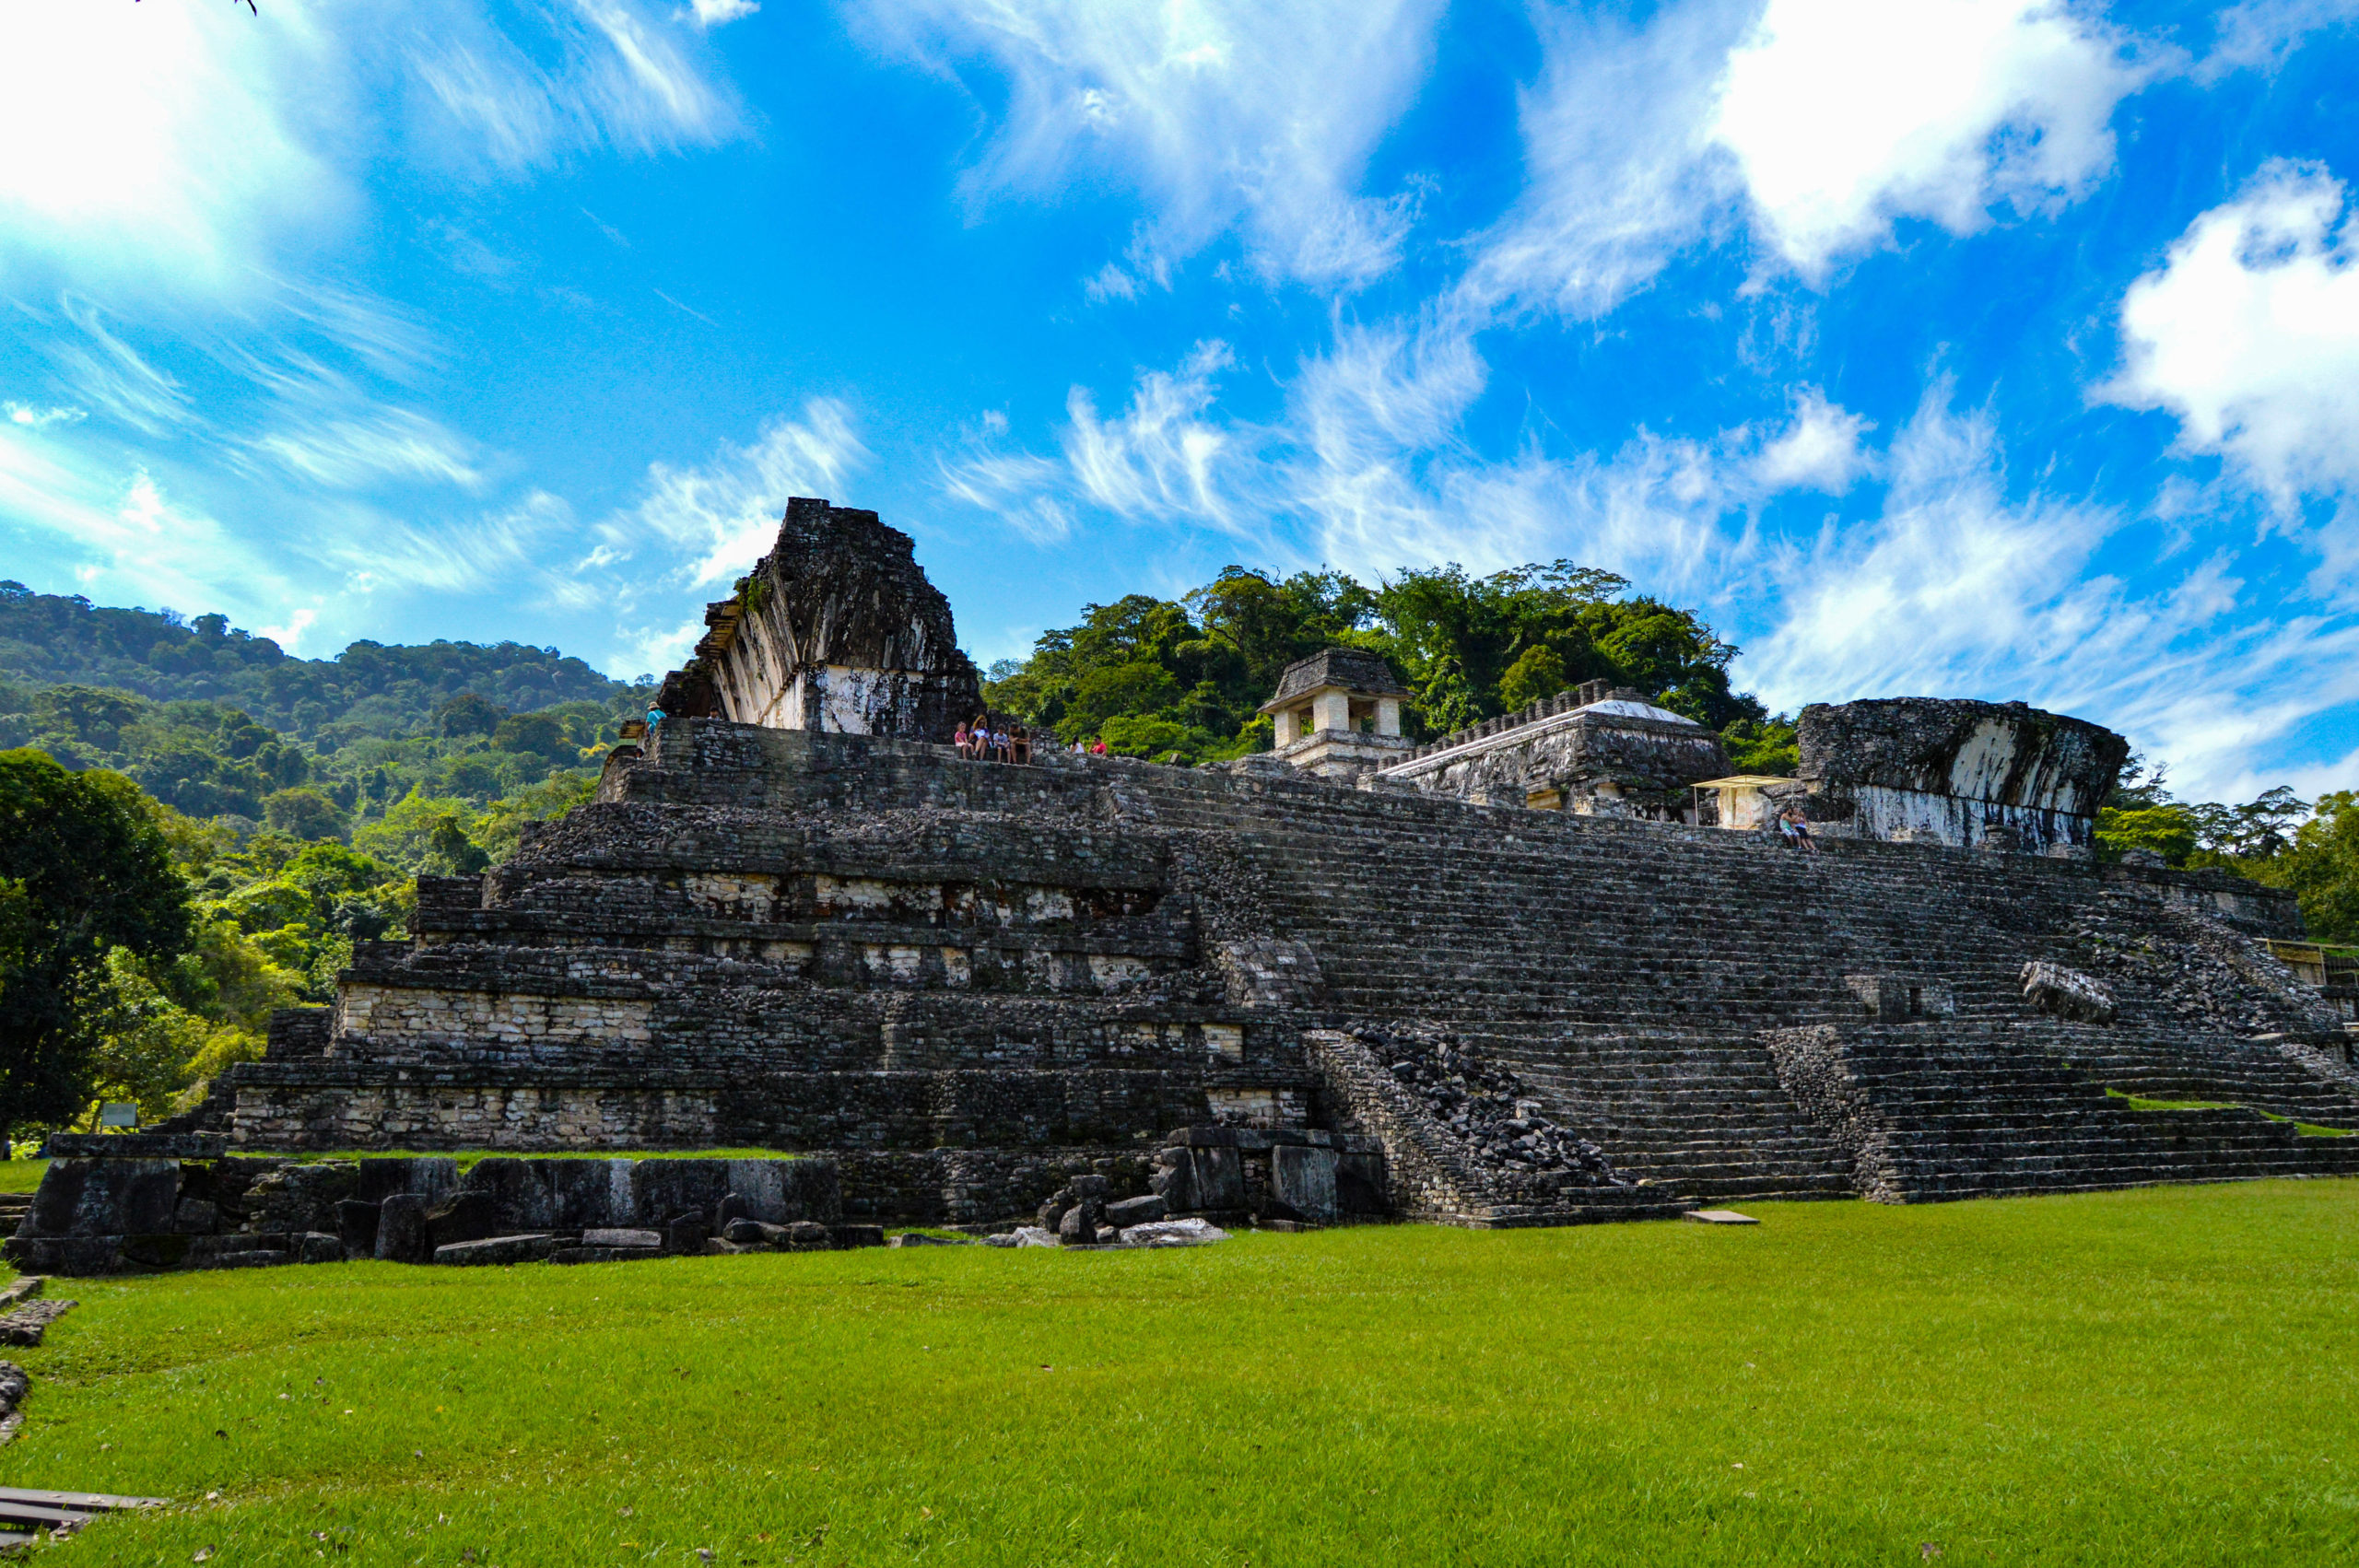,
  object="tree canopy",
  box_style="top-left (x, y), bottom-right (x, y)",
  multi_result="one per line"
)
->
top-left (0, 750), bottom-right (194, 1132)
top-left (982, 561), bottom-right (1786, 767)
top-left (2095, 761), bottom-right (2359, 942)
